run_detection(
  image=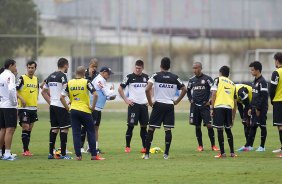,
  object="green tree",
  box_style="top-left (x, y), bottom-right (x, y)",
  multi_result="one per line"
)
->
top-left (0, 0), bottom-right (45, 65)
